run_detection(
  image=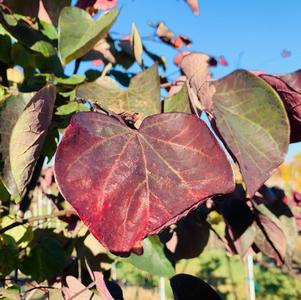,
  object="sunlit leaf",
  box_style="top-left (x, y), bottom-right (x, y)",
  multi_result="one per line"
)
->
top-left (76, 64), bottom-right (160, 125)
top-left (58, 6), bottom-right (118, 64)
top-left (212, 70), bottom-right (290, 197)
top-left (54, 112), bottom-right (234, 254)
top-left (130, 23), bottom-right (143, 65)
